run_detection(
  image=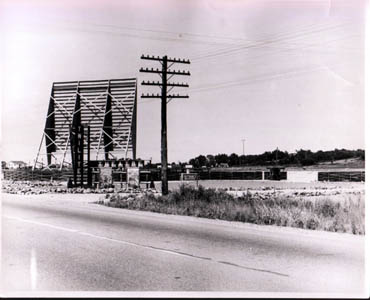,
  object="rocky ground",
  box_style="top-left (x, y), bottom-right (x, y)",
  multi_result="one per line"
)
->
top-left (1, 180), bottom-right (156, 195)
top-left (225, 185), bottom-right (365, 202)
top-left (1, 180), bottom-right (364, 204)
